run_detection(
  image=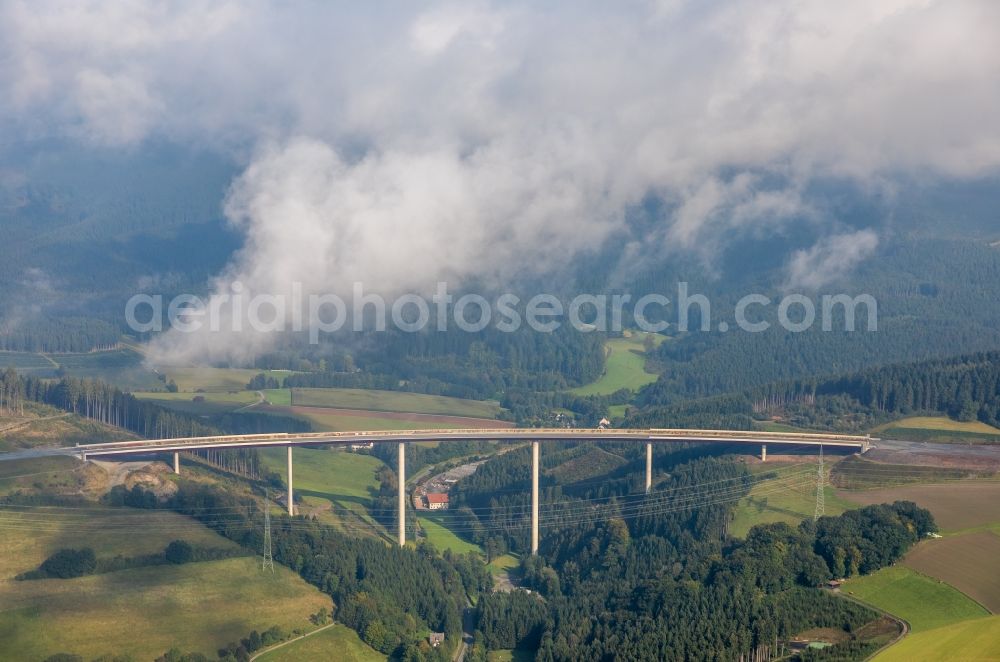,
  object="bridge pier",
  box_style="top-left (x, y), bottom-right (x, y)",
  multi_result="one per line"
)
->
top-left (645, 442), bottom-right (652, 493)
top-left (398, 442), bottom-right (406, 547)
top-left (173, 452), bottom-right (180, 474)
top-left (287, 446), bottom-right (294, 516)
top-left (531, 441), bottom-right (539, 555)
top-left (761, 444), bottom-right (767, 462)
